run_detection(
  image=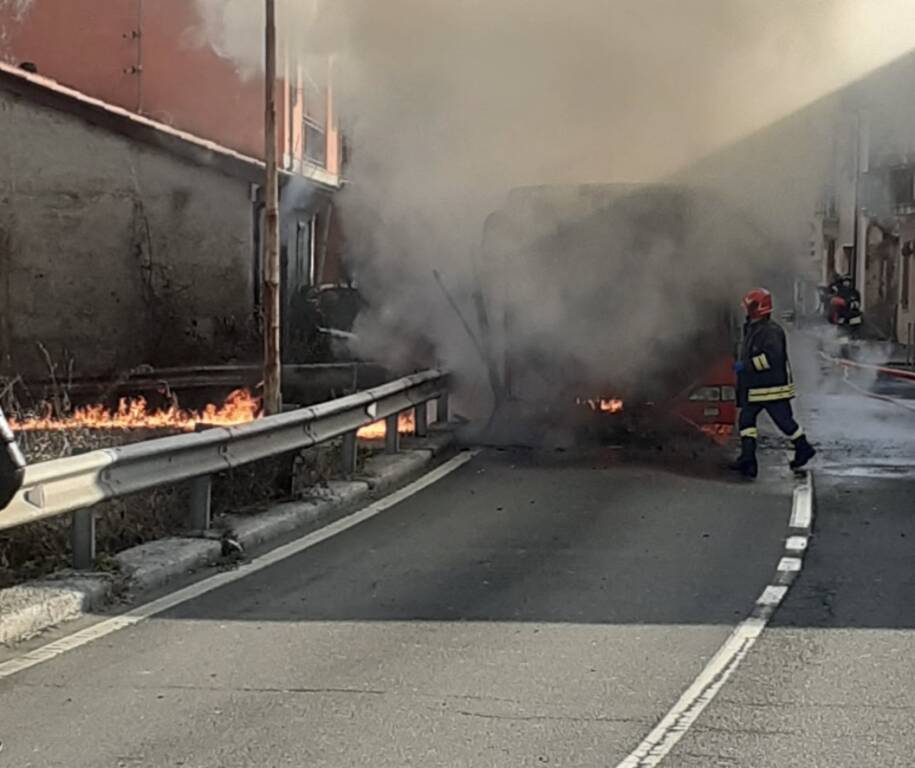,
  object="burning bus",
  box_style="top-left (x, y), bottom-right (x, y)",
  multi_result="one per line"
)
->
top-left (479, 183), bottom-right (786, 444)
